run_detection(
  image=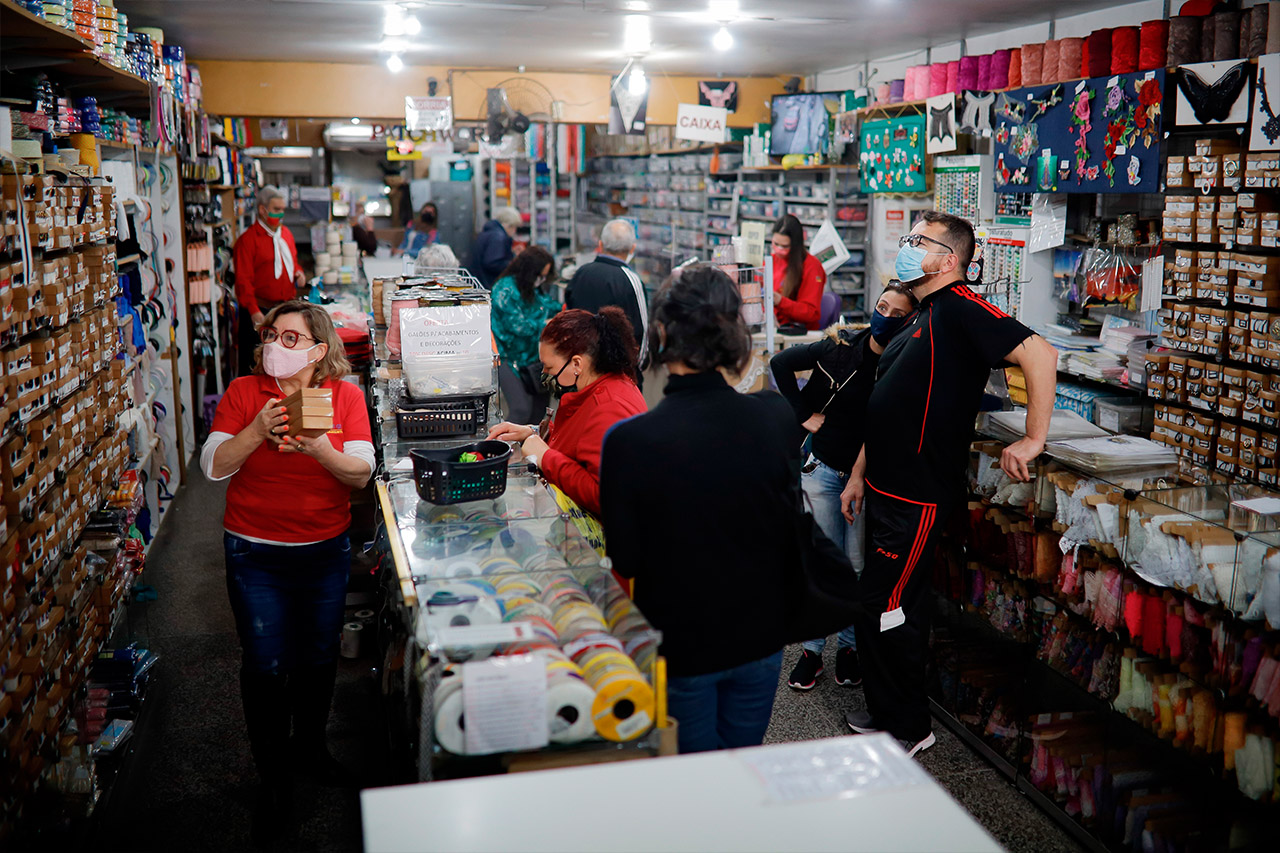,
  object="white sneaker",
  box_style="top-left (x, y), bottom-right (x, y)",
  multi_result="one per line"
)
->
top-left (898, 732), bottom-right (936, 758)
